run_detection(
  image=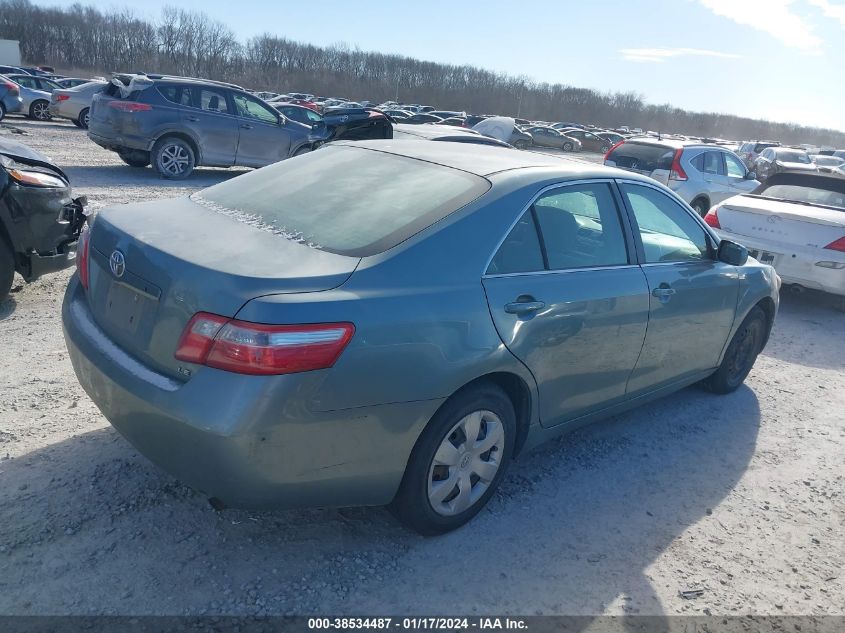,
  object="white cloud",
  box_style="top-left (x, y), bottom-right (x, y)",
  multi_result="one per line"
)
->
top-left (808, 0), bottom-right (845, 27)
top-left (698, 0), bottom-right (822, 52)
top-left (619, 47), bottom-right (742, 63)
